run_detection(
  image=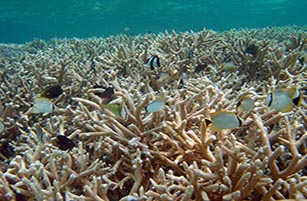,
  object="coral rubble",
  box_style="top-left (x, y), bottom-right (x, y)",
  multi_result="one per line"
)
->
top-left (0, 26), bottom-right (307, 200)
